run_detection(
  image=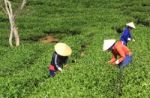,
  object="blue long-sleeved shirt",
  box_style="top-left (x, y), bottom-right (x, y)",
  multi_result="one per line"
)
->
top-left (120, 27), bottom-right (132, 45)
top-left (51, 52), bottom-right (68, 70)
